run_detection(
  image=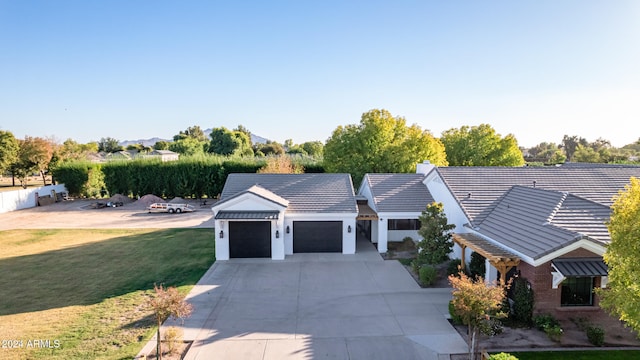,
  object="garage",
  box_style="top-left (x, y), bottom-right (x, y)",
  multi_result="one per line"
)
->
top-left (229, 221), bottom-right (271, 258)
top-left (293, 221), bottom-right (343, 253)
